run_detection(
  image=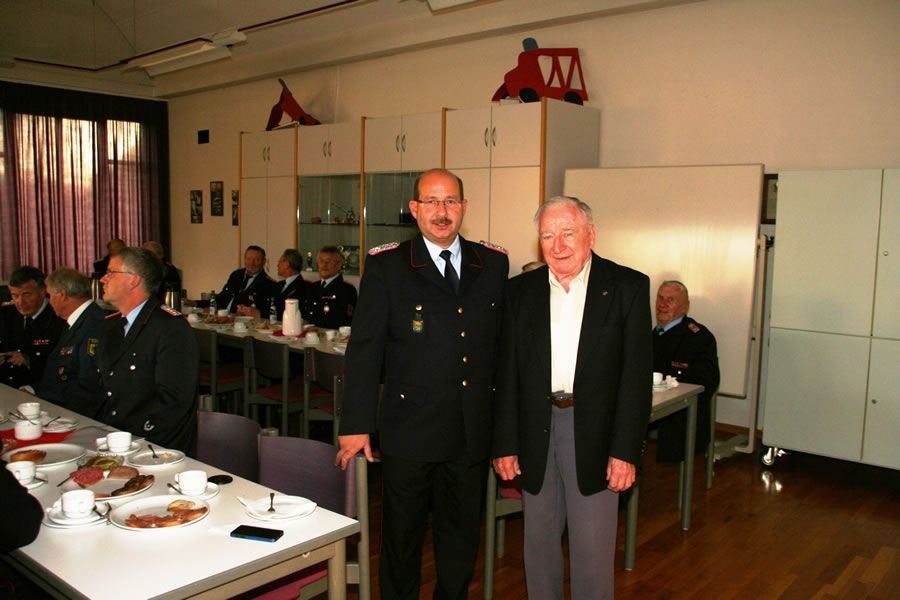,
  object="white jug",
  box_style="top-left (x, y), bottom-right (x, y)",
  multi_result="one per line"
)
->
top-left (282, 298), bottom-right (302, 336)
